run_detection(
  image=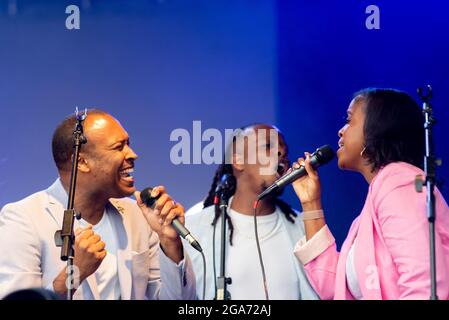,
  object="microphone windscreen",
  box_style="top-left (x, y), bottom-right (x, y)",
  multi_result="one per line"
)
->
top-left (315, 145), bottom-right (335, 166)
top-left (140, 187), bottom-right (159, 209)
